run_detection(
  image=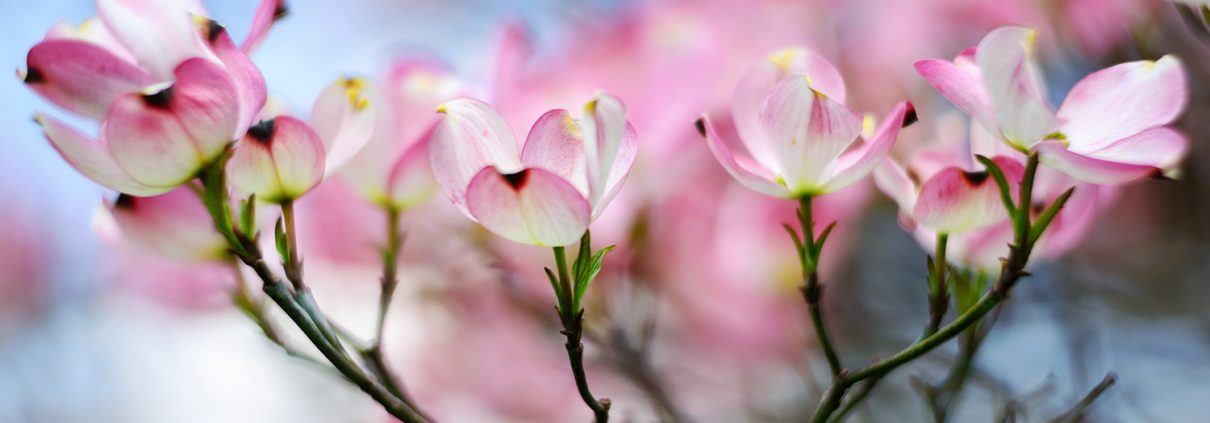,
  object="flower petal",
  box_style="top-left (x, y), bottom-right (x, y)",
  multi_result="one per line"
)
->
top-left (913, 156), bottom-right (1021, 233)
top-left (592, 122), bottom-right (637, 219)
top-left (760, 75), bottom-right (862, 194)
top-left (1035, 140), bottom-right (1161, 184)
top-left (35, 113), bottom-right (170, 195)
top-left (107, 187), bottom-right (227, 261)
top-left (823, 101), bottom-right (912, 192)
top-left (872, 157), bottom-right (917, 213)
top-left (311, 76), bottom-right (378, 174)
top-left (104, 58), bottom-right (240, 187)
top-left (696, 115), bottom-right (791, 198)
top-left (915, 56), bottom-right (995, 131)
top-left (465, 167), bottom-right (590, 246)
top-left (976, 26), bottom-right (1057, 148)
top-left (104, 94), bottom-right (209, 187)
top-left (197, 18), bottom-right (267, 134)
top-left (22, 39), bottom-right (156, 119)
top-left (1057, 55), bottom-right (1187, 152)
top-left (429, 98), bottom-right (521, 213)
top-left (733, 48), bottom-right (846, 171)
top-left (1084, 127), bottom-right (1189, 175)
top-left (228, 117), bottom-right (325, 202)
top-left (44, 17), bottom-right (138, 63)
top-left (97, 0), bottom-right (209, 79)
top-left (580, 92), bottom-right (631, 206)
top-left (520, 109), bottom-right (588, 195)
top-left (384, 135), bottom-right (438, 210)
top-left (168, 57), bottom-right (243, 158)
top-left (241, 0), bottom-right (287, 53)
